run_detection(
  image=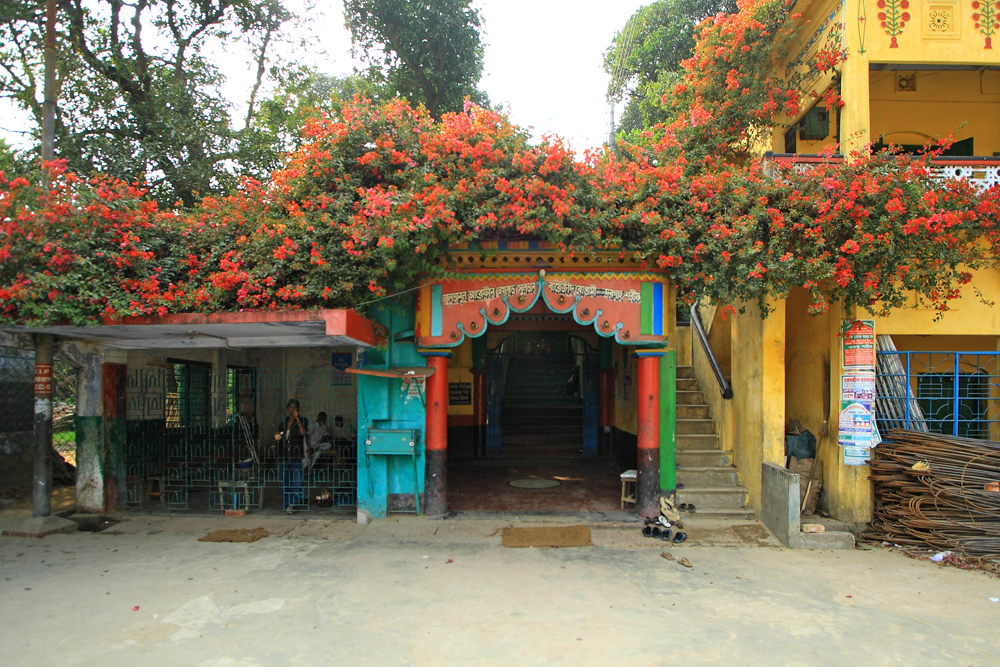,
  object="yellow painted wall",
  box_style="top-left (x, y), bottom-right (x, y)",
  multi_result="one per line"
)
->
top-left (675, 323), bottom-right (692, 367)
top-left (614, 345), bottom-right (639, 435)
top-left (785, 288), bottom-right (833, 440)
top-left (447, 339), bottom-right (474, 417)
top-left (731, 298), bottom-right (787, 512)
top-left (707, 307), bottom-right (733, 380)
top-left (861, 267), bottom-right (1000, 335)
top-left (870, 70), bottom-right (1000, 154)
top-left (891, 334), bottom-right (998, 352)
top-left (861, 0), bottom-right (1000, 64)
